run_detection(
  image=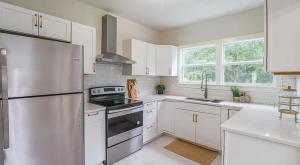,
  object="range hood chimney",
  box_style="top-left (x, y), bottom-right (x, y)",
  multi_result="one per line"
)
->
top-left (97, 15), bottom-right (135, 64)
